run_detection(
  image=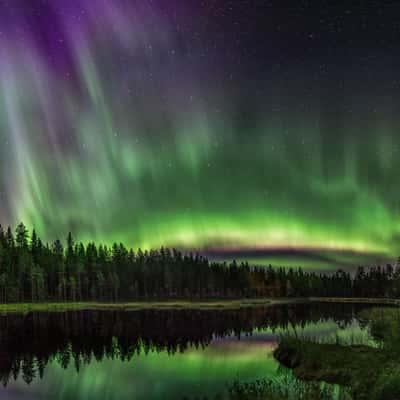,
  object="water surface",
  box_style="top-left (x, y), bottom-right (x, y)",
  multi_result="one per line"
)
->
top-left (0, 303), bottom-right (378, 399)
